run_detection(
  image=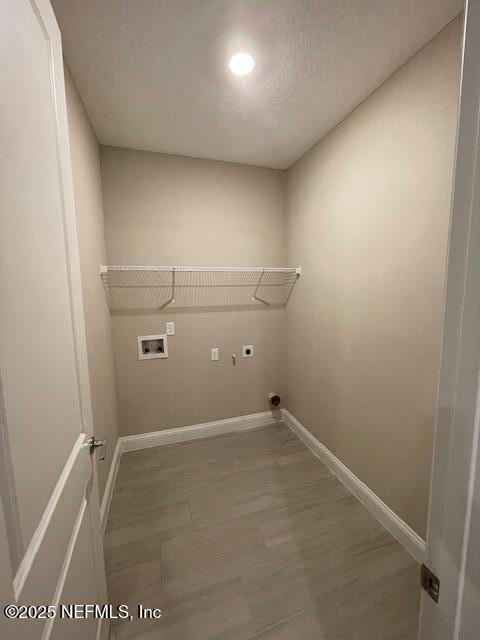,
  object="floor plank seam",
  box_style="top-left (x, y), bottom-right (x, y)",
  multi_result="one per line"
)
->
top-left (104, 423), bottom-right (420, 640)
